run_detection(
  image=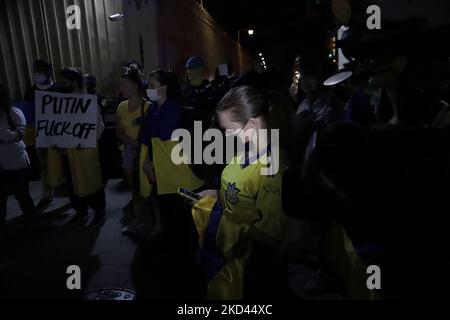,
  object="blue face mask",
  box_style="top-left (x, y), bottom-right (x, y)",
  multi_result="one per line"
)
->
top-left (146, 89), bottom-right (160, 102)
